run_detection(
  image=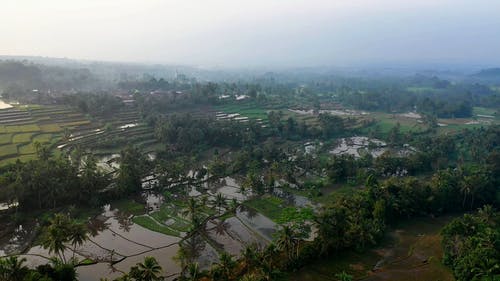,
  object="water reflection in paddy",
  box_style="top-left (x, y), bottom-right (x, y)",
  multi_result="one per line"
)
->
top-left (236, 206), bottom-right (276, 241)
top-left (7, 204), bottom-right (182, 281)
